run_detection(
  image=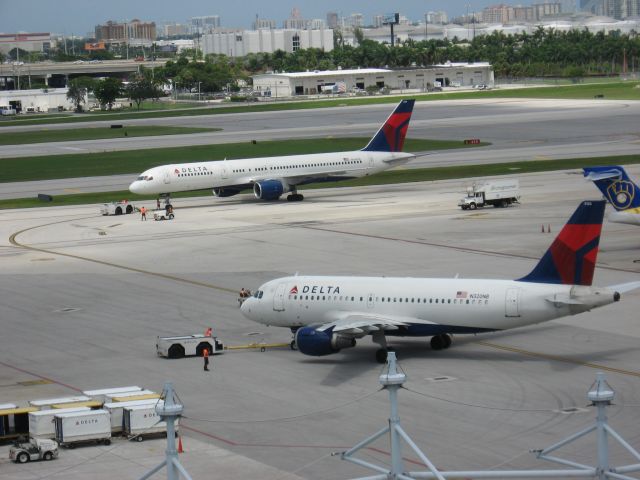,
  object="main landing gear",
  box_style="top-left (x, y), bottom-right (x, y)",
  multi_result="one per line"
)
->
top-left (373, 331), bottom-right (394, 364)
top-left (286, 188), bottom-right (304, 202)
top-left (290, 328), bottom-right (298, 350)
top-left (430, 334), bottom-right (452, 350)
